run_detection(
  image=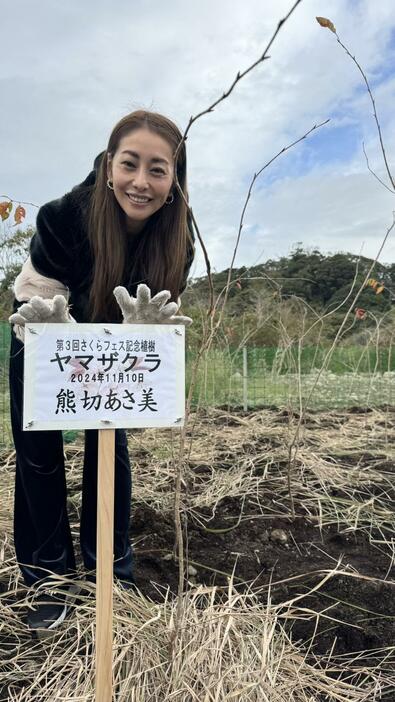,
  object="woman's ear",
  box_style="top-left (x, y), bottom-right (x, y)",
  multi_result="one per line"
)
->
top-left (107, 153), bottom-right (113, 181)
